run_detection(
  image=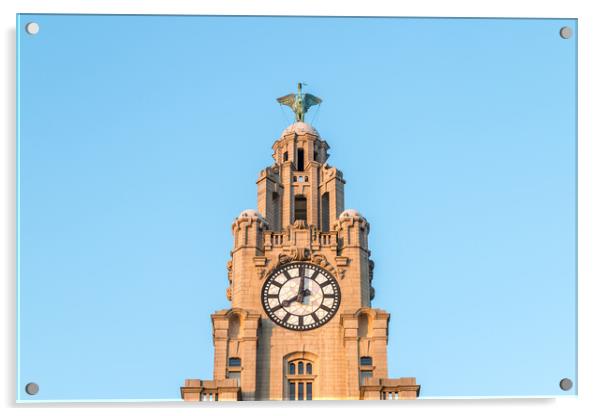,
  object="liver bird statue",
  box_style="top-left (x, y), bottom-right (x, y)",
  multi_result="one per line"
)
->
top-left (276, 83), bottom-right (322, 122)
